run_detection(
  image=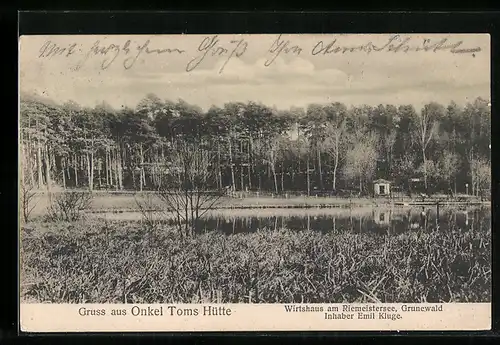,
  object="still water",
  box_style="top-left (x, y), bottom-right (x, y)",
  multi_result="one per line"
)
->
top-left (91, 206), bottom-right (491, 235)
